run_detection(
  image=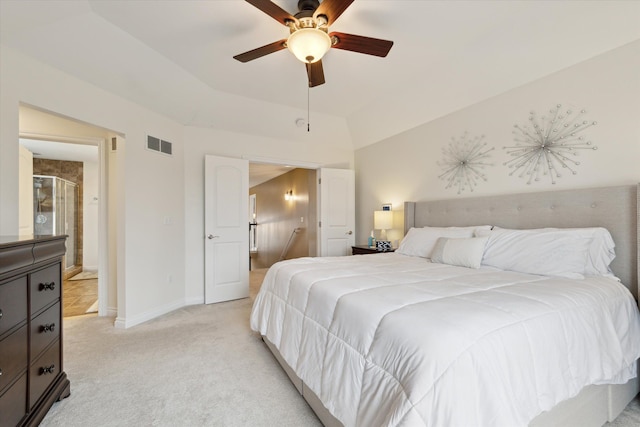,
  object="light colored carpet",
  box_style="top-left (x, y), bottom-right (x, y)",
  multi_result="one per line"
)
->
top-left (42, 269), bottom-right (321, 427)
top-left (606, 395), bottom-right (640, 426)
top-left (41, 267), bottom-right (640, 426)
